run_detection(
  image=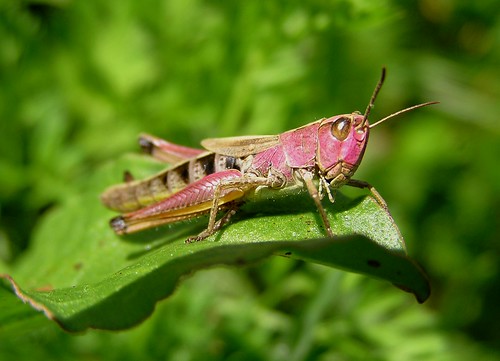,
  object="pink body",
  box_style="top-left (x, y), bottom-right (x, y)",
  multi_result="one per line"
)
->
top-left (103, 112), bottom-right (371, 234)
top-left (102, 68), bottom-right (435, 240)
top-left (249, 113), bottom-right (369, 187)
